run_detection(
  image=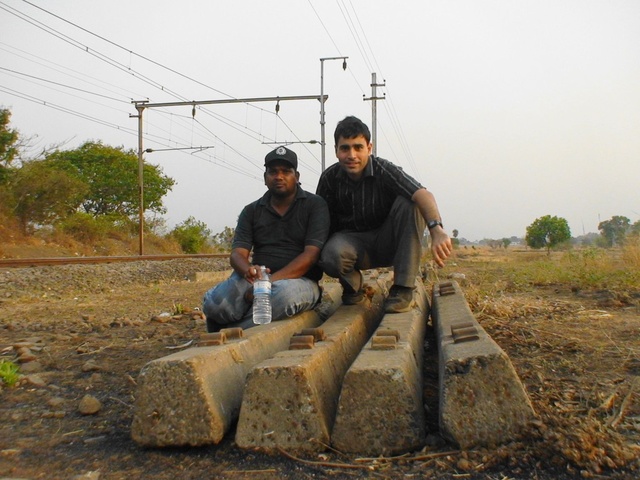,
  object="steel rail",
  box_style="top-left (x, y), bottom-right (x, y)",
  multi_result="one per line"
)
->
top-left (0, 253), bottom-right (229, 268)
